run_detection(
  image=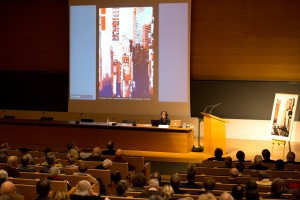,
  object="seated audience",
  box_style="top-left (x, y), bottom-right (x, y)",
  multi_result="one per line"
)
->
top-left (207, 148), bottom-right (225, 161)
top-left (84, 147), bottom-right (105, 162)
top-left (47, 166), bottom-right (71, 191)
top-left (0, 181), bottom-right (16, 195)
top-left (245, 190), bottom-right (259, 200)
top-left (236, 150), bottom-right (249, 162)
top-left (126, 173), bottom-right (147, 192)
top-left (112, 149), bottom-right (136, 171)
top-left (40, 152), bottom-right (64, 174)
top-left (0, 149), bottom-right (8, 164)
top-left (0, 193), bottom-right (23, 200)
top-left (0, 156), bottom-right (19, 178)
top-left (219, 192), bottom-right (234, 200)
top-left (65, 153), bottom-right (78, 168)
top-left (0, 170), bottom-right (8, 188)
top-left (224, 156), bottom-right (232, 168)
top-left (169, 173), bottom-right (185, 194)
top-left (235, 162), bottom-right (245, 176)
top-left (52, 190), bottom-right (70, 200)
top-left (101, 141), bottom-right (116, 156)
top-left (74, 162), bottom-right (97, 184)
top-left (139, 178), bottom-right (161, 198)
top-left (95, 159), bottom-right (112, 170)
top-left (36, 179), bottom-right (51, 200)
top-left (180, 164), bottom-right (201, 189)
top-left (151, 171), bottom-right (162, 187)
top-left (161, 185), bottom-right (174, 200)
top-left (227, 168), bottom-right (240, 184)
top-left (256, 171), bottom-right (272, 186)
top-left (149, 194), bottom-right (164, 200)
top-left (262, 149), bottom-right (275, 163)
top-left (202, 177), bottom-right (216, 194)
top-left (114, 180), bottom-right (128, 197)
top-left (267, 178), bottom-right (287, 199)
top-left (66, 141), bottom-right (80, 154)
top-left (286, 151), bottom-right (299, 164)
top-left (17, 154), bottom-right (36, 172)
top-left (18, 147), bottom-right (34, 164)
top-left (274, 159), bottom-right (285, 170)
top-left (70, 180), bottom-right (103, 200)
top-left (198, 193), bottom-right (217, 200)
top-left (231, 185), bottom-right (244, 200)
top-left (248, 155), bottom-right (268, 170)
top-left (245, 179), bottom-right (257, 192)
